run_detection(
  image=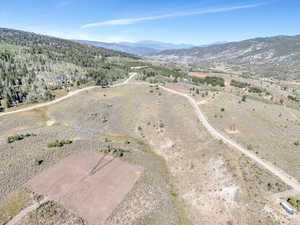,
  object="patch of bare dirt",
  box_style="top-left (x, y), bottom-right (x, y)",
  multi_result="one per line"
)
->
top-left (188, 72), bottom-right (207, 79)
top-left (25, 151), bottom-right (142, 225)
